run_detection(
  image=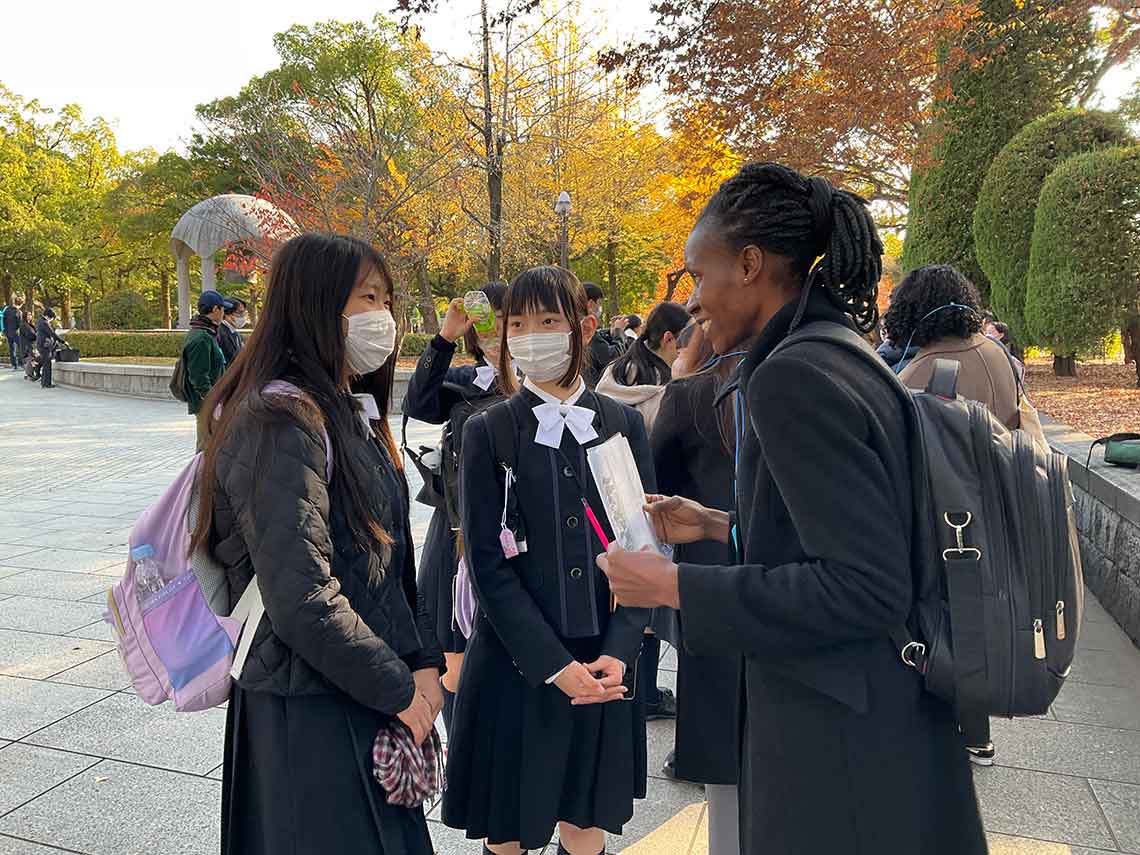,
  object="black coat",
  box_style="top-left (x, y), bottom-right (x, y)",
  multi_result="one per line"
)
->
top-left (651, 372), bottom-right (739, 785)
top-left (676, 291), bottom-right (985, 855)
top-left (460, 389), bottom-right (654, 683)
top-left (2, 305), bottom-right (19, 337)
top-left (36, 317), bottom-right (63, 354)
top-left (402, 334), bottom-right (503, 652)
top-left (210, 394), bottom-right (443, 715)
top-left (584, 329), bottom-right (625, 389)
top-left (217, 322), bottom-right (244, 365)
